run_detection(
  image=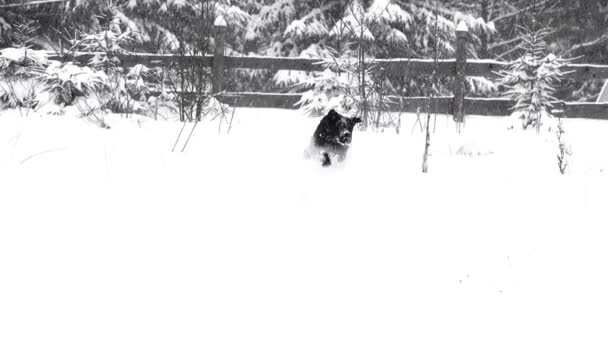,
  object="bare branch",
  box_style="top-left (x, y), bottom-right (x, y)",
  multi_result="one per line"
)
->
top-left (566, 34), bottom-right (608, 57)
top-left (490, 0), bottom-right (551, 24)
